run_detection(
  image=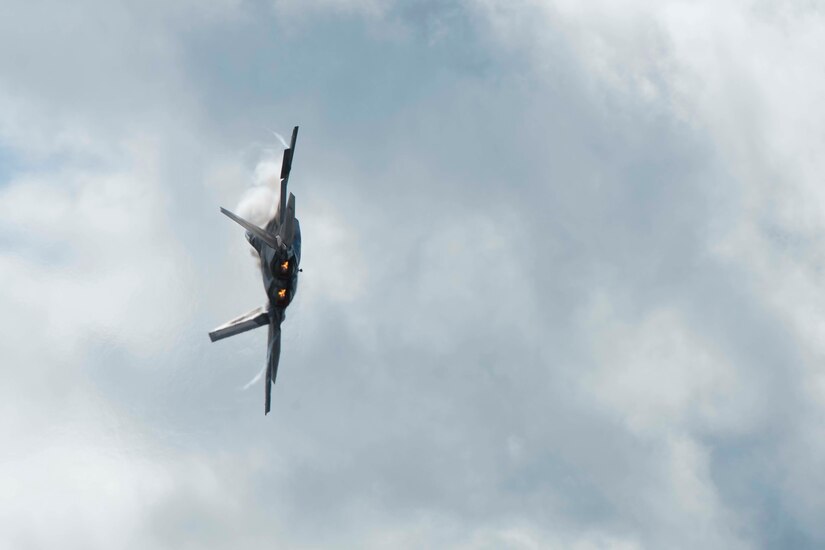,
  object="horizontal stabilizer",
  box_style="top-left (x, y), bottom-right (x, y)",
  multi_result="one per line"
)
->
top-left (209, 305), bottom-right (270, 342)
top-left (220, 207), bottom-right (281, 250)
